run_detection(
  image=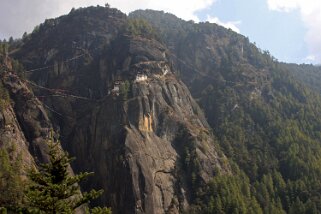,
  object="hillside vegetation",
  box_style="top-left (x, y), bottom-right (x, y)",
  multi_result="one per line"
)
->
top-left (0, 6), bottom-right (321, 213)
